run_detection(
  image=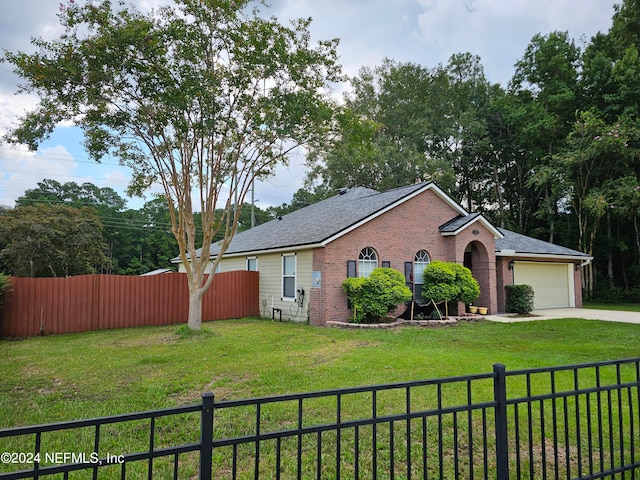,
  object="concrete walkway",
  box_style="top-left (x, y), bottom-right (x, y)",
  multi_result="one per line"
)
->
top-left (486, 307), bottom-right (640, 324)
